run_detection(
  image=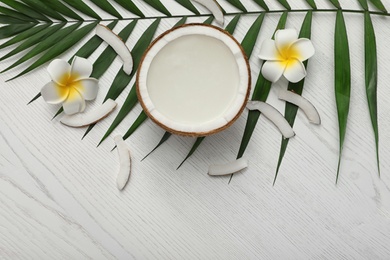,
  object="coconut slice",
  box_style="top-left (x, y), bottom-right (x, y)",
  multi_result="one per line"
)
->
top-left (208, 158), bottom-right (248, 176)
top-left (192, 0), bottom-right (224, 25)
top-left (137, 24), bottom-right (250, 137)
top-left (60, 99), bottom-right (117, 127)
top-left (247, 101), bottom-right (295, 138)
top-left (96, 24), bottom-right (133, 75)
top-left (114, 135), bottom-right (131, 190)
top-left (278, 90), bottom-right (321, 124)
